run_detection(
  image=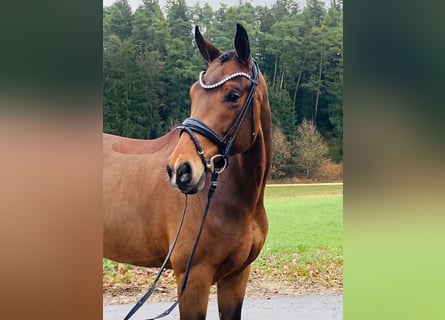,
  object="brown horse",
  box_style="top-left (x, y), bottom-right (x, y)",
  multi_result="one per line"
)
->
top-left (103, 24), bottom-right (272, 320)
